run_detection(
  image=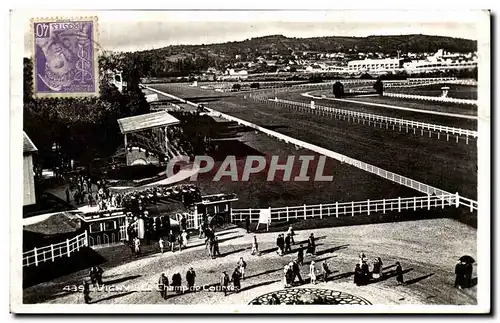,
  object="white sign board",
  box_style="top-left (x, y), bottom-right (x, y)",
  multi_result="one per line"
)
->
top-left (256, 208), bottom-right (271, 231)
top-left (145, 93), bottom-right (159, 102)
